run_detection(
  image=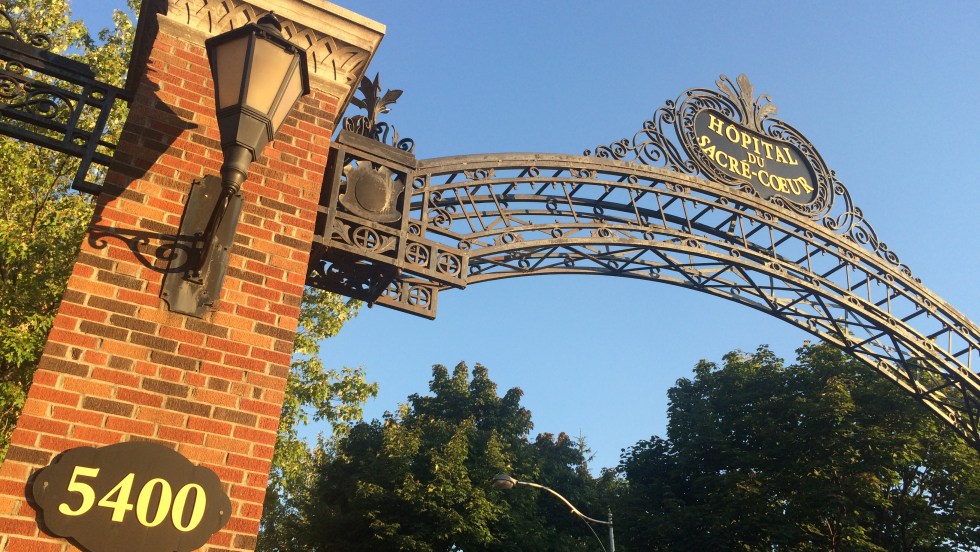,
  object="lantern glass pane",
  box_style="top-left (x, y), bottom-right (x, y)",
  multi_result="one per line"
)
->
top-left (213, 36), bottom-right (249, 110)
top-left (244, 39), bottom-right (293, 116)
top-left (271, 63), bottom-right (304, 132)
